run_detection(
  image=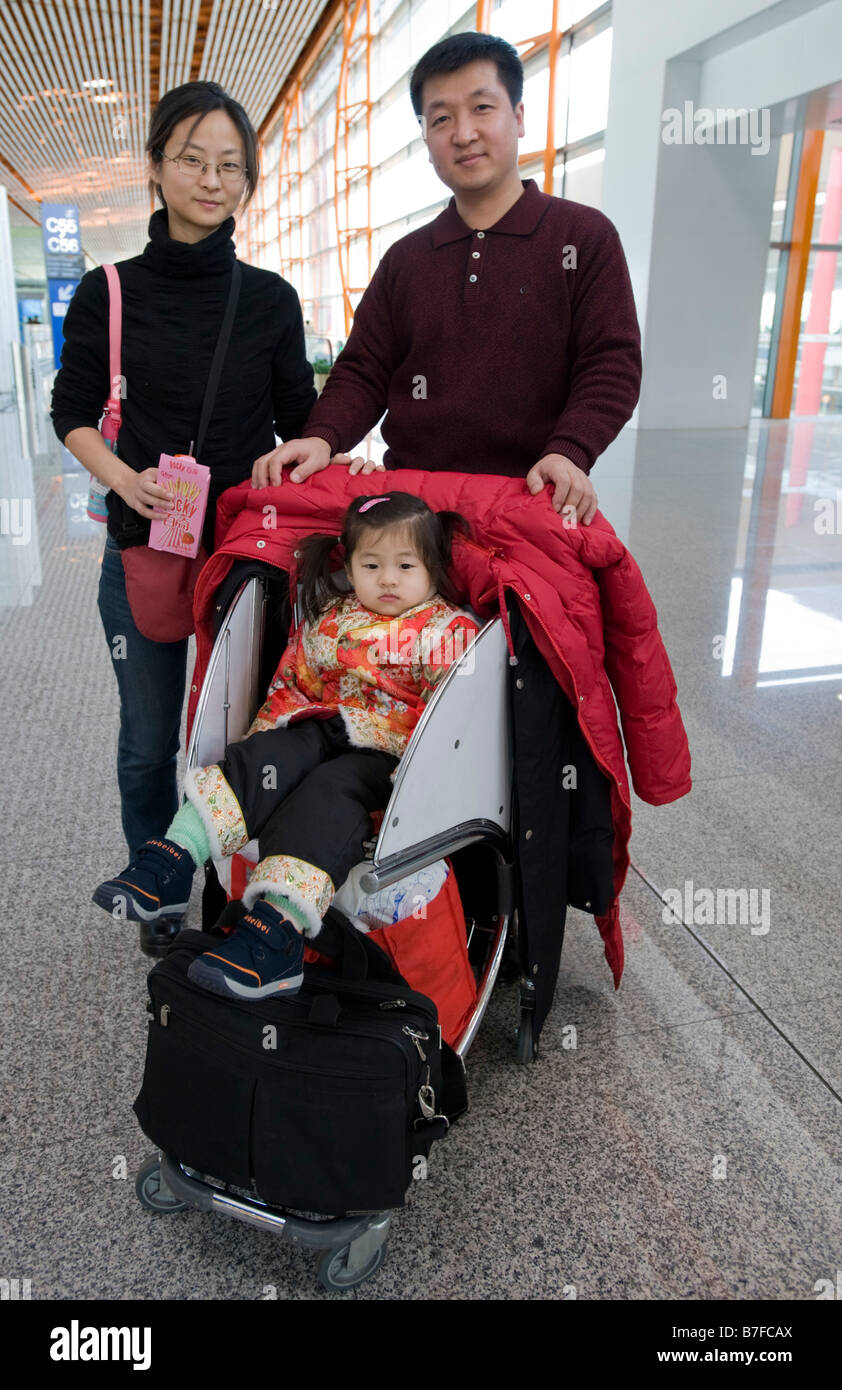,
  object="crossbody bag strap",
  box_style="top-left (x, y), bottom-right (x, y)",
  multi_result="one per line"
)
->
top-left (194, 259), bottom-right (242, 462)
top-left (100, 263), bottom-right (144, 545)
top-left (101, 264), bottom-right (122, 444)
top-left (116, 260), bottom-right (242, 544)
